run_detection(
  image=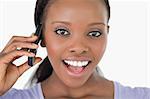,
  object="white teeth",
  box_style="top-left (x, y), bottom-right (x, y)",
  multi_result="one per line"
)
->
top-left (73, 61), bottom-right (77, 66)
top-left (78, 61), bottom-right (82, 67)
top-left (64, 60), bottom-right (89, 67)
